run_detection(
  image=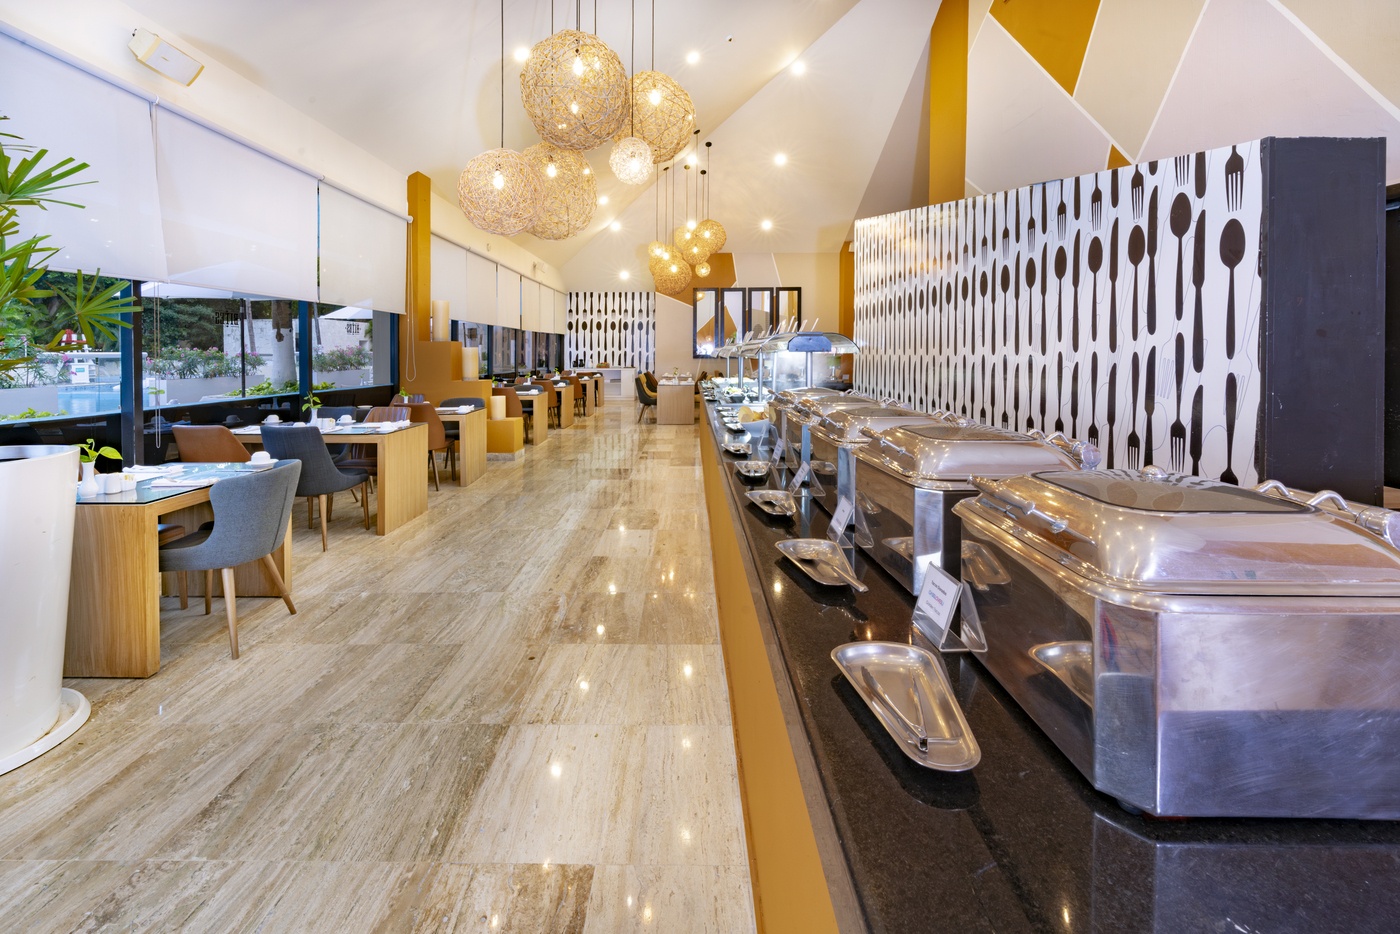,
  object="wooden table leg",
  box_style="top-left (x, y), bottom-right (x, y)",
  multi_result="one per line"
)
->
top-left (65, 505), bottom-right (162, 678)
top-left (375, 425), bottom-right (429, 534)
